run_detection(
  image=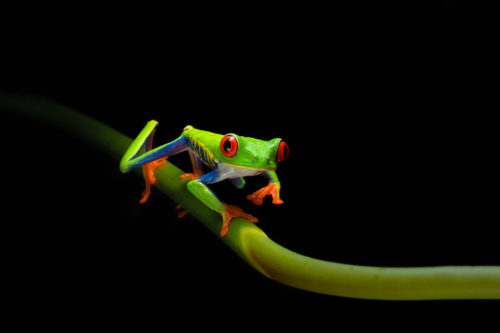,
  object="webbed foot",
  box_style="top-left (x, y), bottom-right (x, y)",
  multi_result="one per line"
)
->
top-left (175, 204), bottom-right (189, 218)
top-left (179, 173), bottom-right (199, 180)
top-left (246, 183), bottom-right (283, 206)
top-left (220, 203), bottom-right (258, 237)
top-left (145, 158), bottom-right (167, 184)
top-left (139, 157), bottom-right (167, 204)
